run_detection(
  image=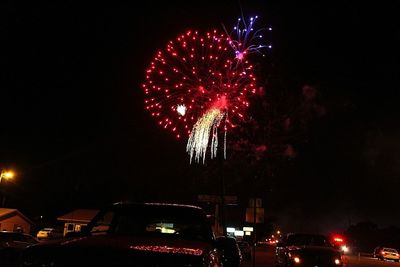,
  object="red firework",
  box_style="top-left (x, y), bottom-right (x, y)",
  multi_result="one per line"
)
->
top-left (142, 29), bottom-right (256, 139)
